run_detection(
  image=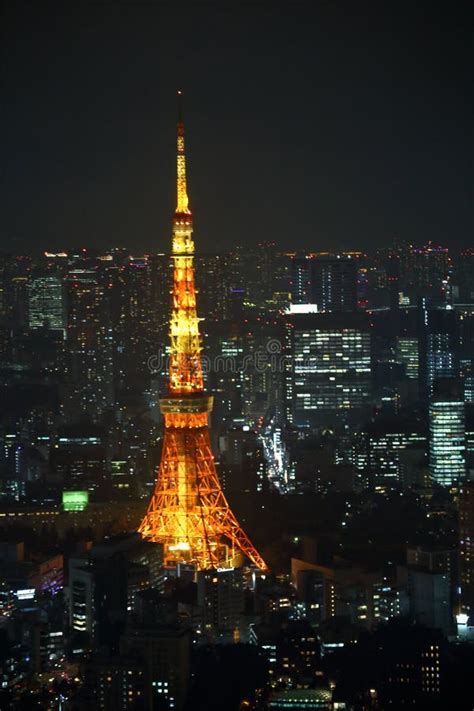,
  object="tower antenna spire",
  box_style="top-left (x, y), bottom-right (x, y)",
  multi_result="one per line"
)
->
top-left (177, 89), bottom-right (183, 123)
top-left (175, 90), bottom-right (189, 216)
